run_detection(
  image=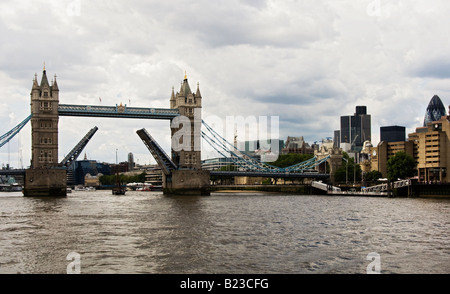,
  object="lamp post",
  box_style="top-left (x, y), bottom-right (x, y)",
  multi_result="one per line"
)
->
top-left (343, 157), bottom-right (348, 185)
